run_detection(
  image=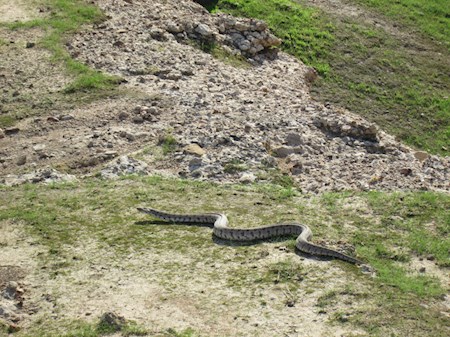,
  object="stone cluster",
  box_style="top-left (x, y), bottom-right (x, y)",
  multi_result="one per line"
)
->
top-left (1, 168), bottom-right (77, 187)
top-left (1, 0), bottom-right (448, 193)
top-left (155, 1), bottom-right (282, 57)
